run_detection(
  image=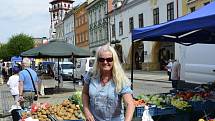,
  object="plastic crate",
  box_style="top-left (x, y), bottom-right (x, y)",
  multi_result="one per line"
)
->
top-left (51, 119), bottom-right (84, 121)
top-left (135, 106), bottom-right (157, 118)
top-left (135, 106), bottom-right (144, 118)
top-left (205, 100), bottom-right (215, 111)
top-left (175, 112), bottom-right (190, 121)
top-left (48, 114), bottom-right (83, 121)
top-left (189, 101), bottom-right (205, 111)
top-left (156, 106), bottom-right (176, 115)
